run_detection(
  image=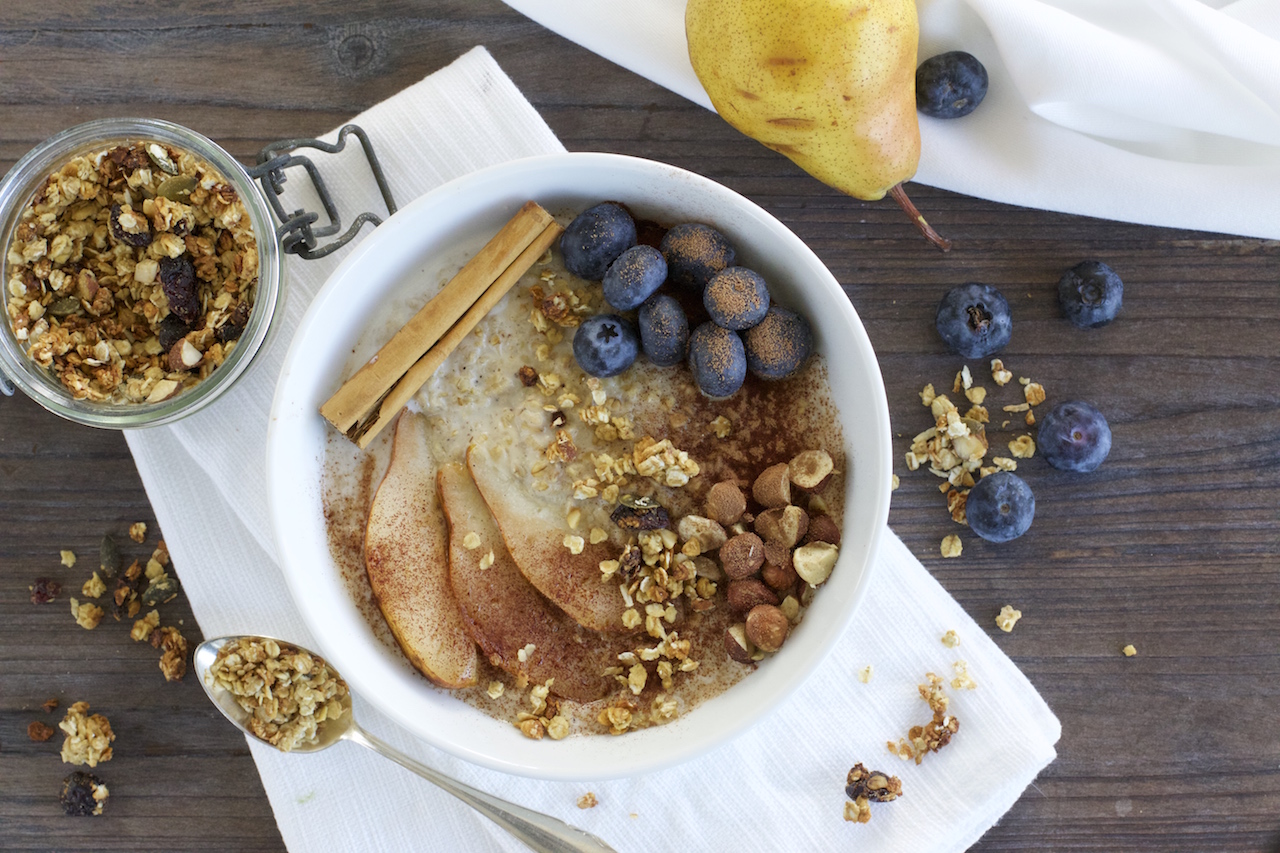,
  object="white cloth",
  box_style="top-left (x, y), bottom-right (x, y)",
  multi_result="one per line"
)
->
top-left (502, 0), bottom-right (1280, 240)
top-left (126, 46), bottom-right (1059, 853)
